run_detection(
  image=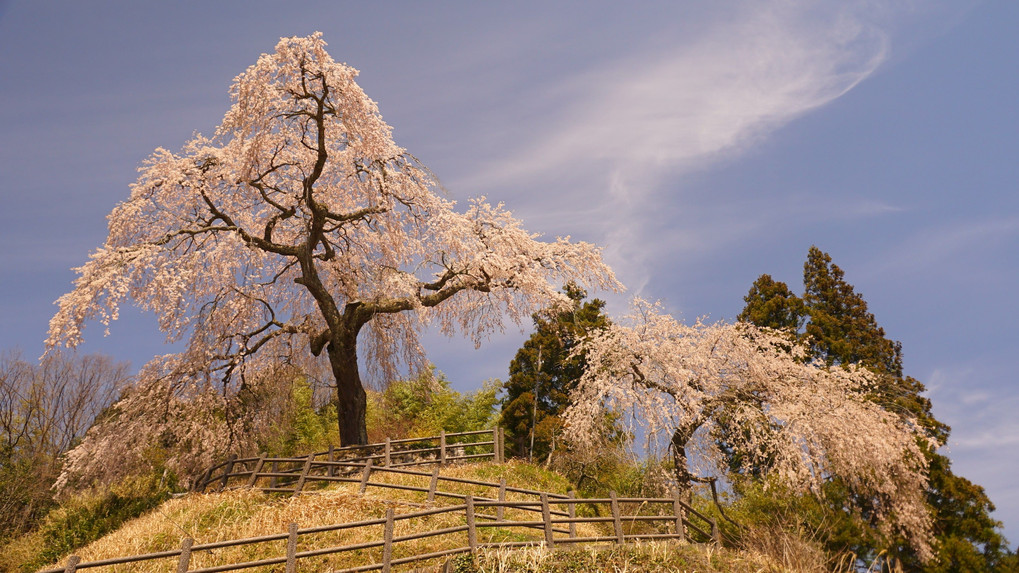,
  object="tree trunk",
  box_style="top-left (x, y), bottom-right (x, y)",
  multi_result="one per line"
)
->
top-left (671, 424), bottom-right (697, 496)
top-left (327, 328), bottom-right (368, 446)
